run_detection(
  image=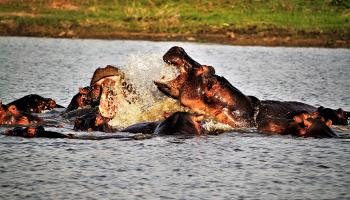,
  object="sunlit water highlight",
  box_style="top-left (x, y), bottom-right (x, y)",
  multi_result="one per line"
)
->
top-left (0, 37), bottom-right (349, 200)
